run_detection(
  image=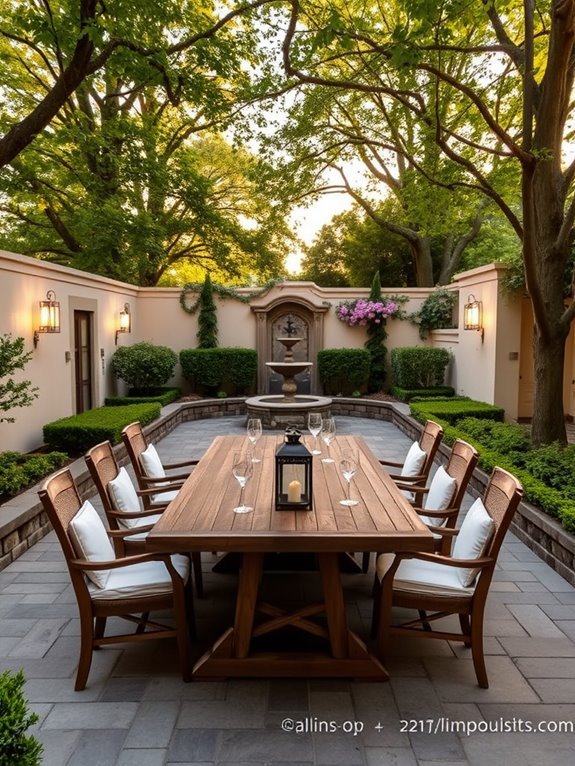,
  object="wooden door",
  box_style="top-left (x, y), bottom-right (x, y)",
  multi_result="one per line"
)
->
top-left (74, 311), bottom-right (93, 414)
